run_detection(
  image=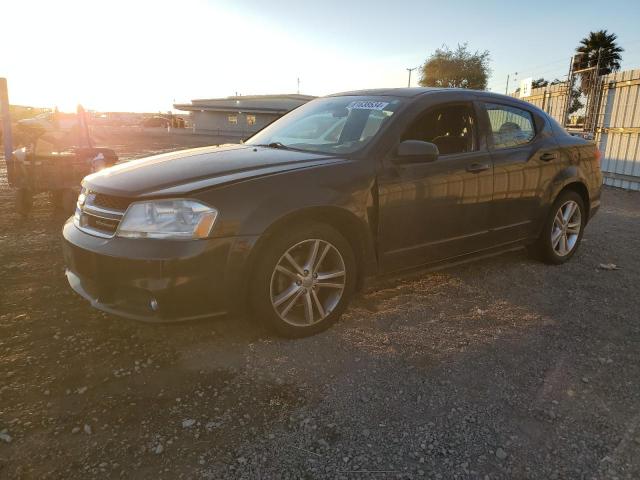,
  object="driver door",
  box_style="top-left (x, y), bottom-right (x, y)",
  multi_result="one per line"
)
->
top-left (377, 97), bottom-right (494, 272)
